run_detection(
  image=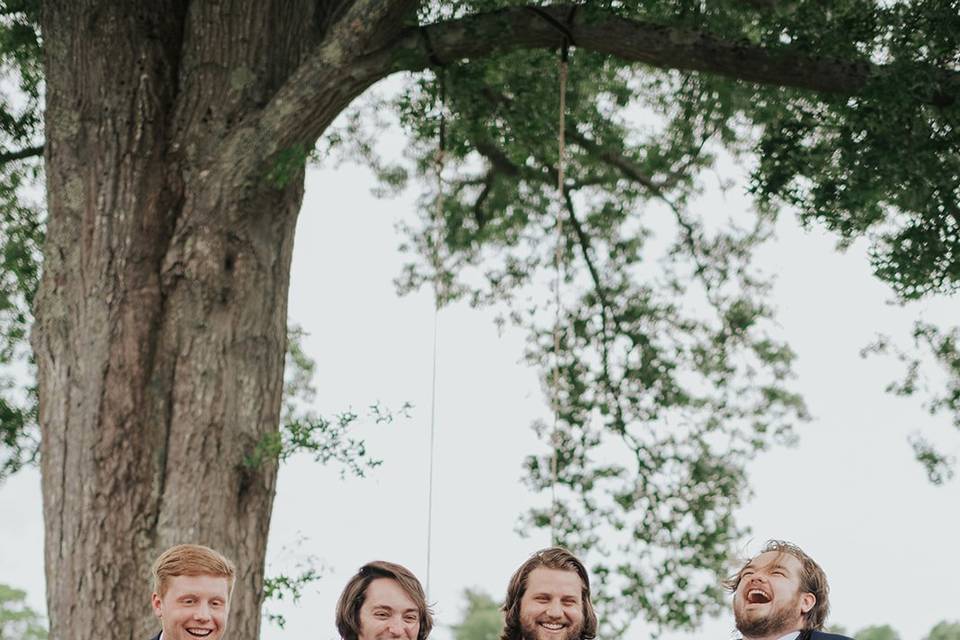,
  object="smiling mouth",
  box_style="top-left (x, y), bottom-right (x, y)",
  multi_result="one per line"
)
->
top-left (538, 622), bottom-right (566, 632)
top-left (746, 589), bottom-right (772, 604)
top-left (186, 629), bottom-right (214, 638)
